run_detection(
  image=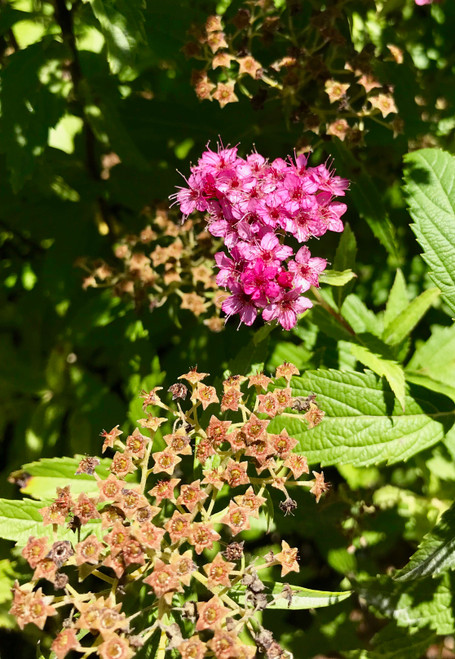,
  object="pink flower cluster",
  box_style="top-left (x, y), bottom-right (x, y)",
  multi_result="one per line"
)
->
top-left (171, 143), bottom-right (348, 330)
